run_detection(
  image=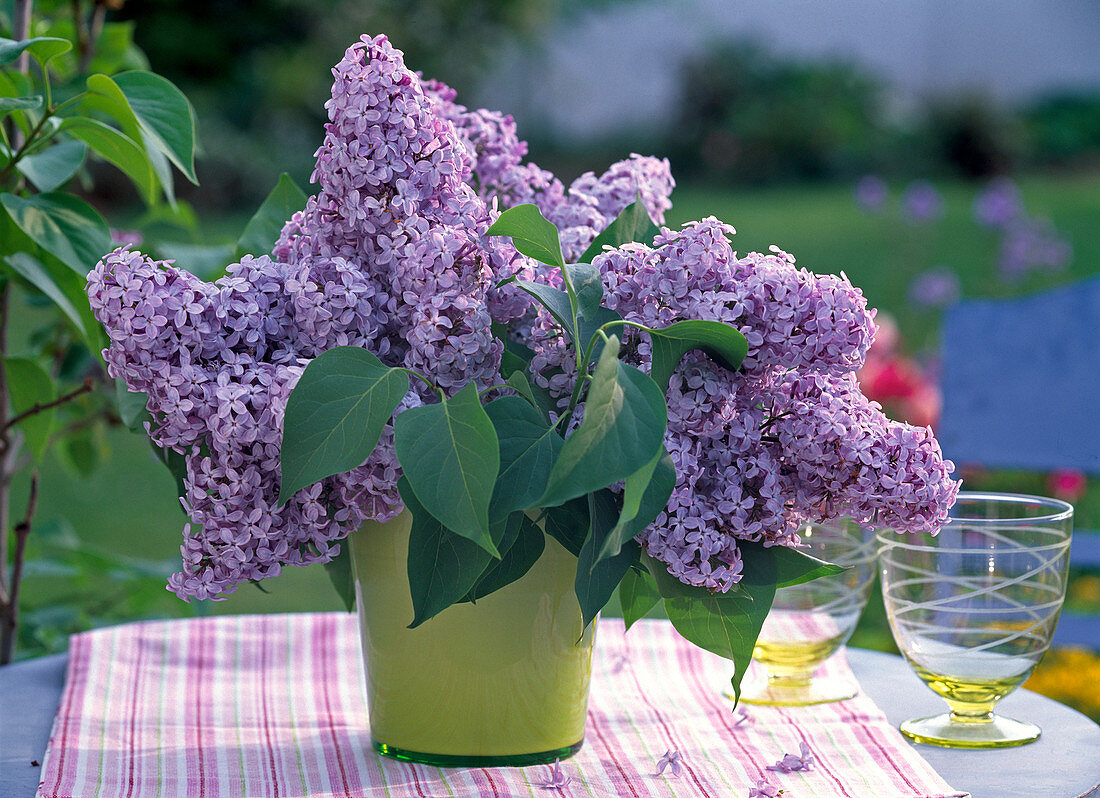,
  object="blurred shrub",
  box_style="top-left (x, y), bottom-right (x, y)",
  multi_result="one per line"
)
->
top-left (669, 41), bottom-right (893, 184)
top-left (115, 0), bottom-right (575, 209)
top-left (1023, 93), bottom-right (1100, 167)
top-left (919, 96), bottom-right (1025, 179)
